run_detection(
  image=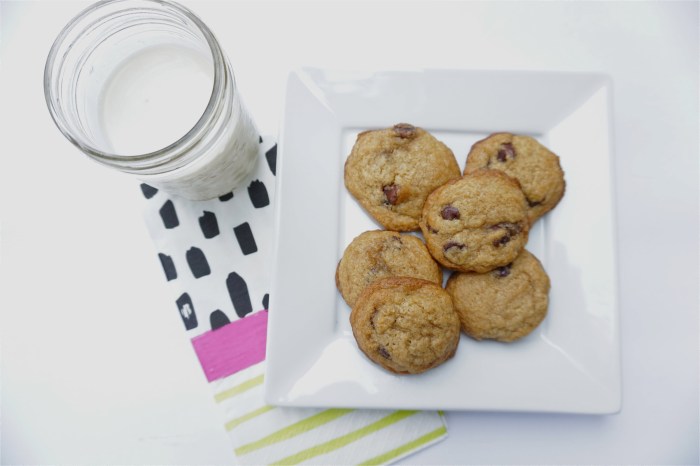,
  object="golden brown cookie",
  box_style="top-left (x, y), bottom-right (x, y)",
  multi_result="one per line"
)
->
top-left (344, 124), bottom-right (461, 231)
top-left (419, 169), bottom-right (529, 273)
top-left (350, 277), bottom-right (460, 374)
top-left (336, 230), bottom-right (442, 308)
top-left (445, 249), bottom-right (550, 342)
top-left (465, 133), bottom-right (565, 223)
